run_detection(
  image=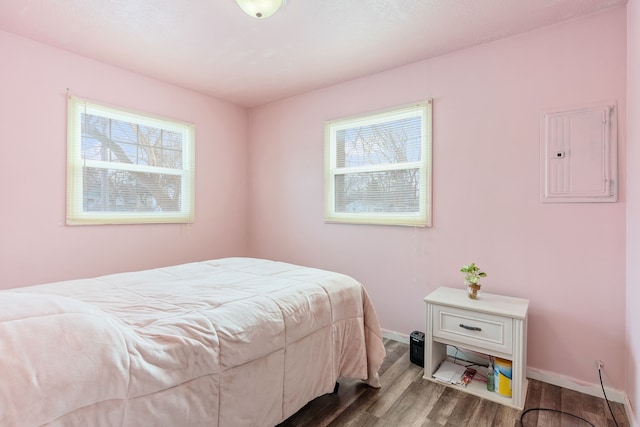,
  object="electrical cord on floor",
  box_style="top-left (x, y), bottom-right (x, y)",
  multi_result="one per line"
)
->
top-left (520, 364), bottom-right (620, 427)
top-left (599, 365), bottom-right (619, 427)
top-left (519, 408), bottom-right (595, 426)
